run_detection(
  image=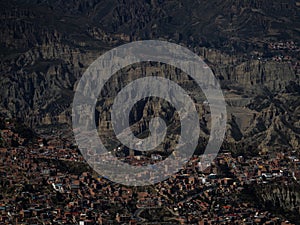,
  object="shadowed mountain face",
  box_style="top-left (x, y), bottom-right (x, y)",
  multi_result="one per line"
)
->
top-left (1, 0), bottom-right (300, 50)
top-left (0, 0), bottom-right (299, 153)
